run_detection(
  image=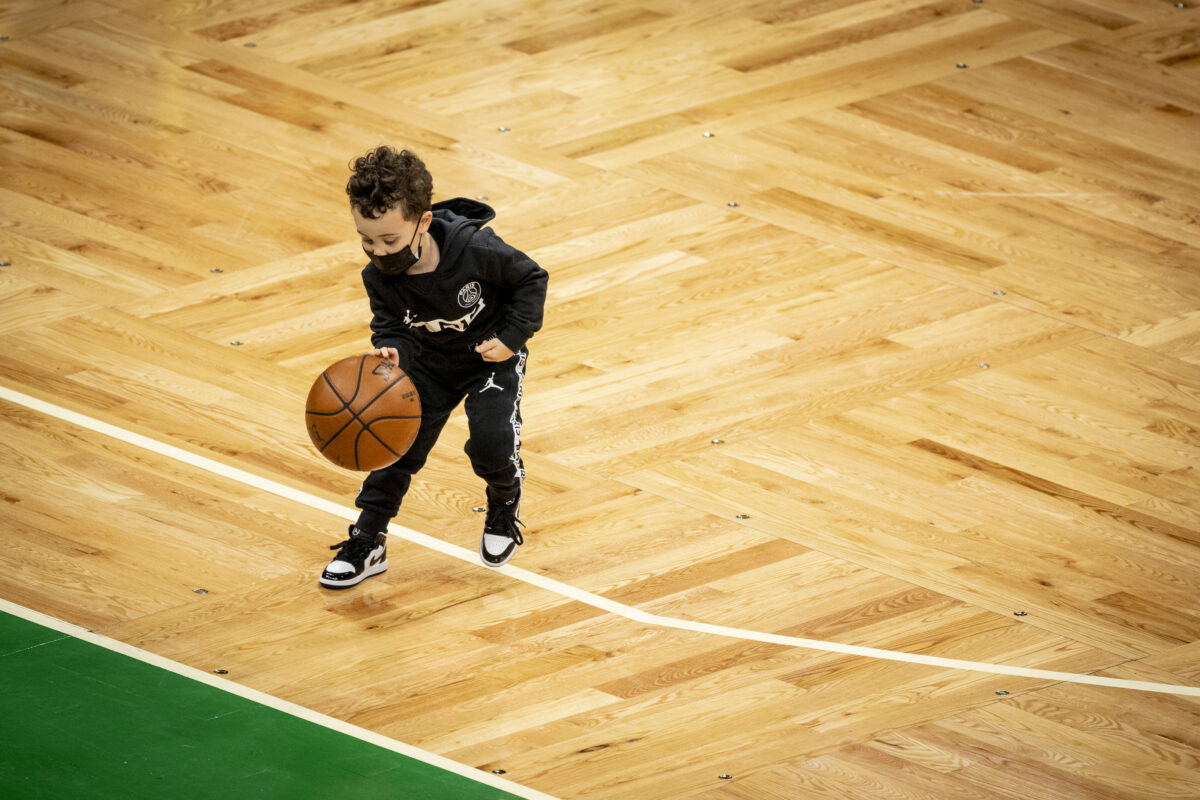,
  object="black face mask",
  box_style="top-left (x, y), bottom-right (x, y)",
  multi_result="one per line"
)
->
top-left (366, 224), bottom-right (422, 275)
